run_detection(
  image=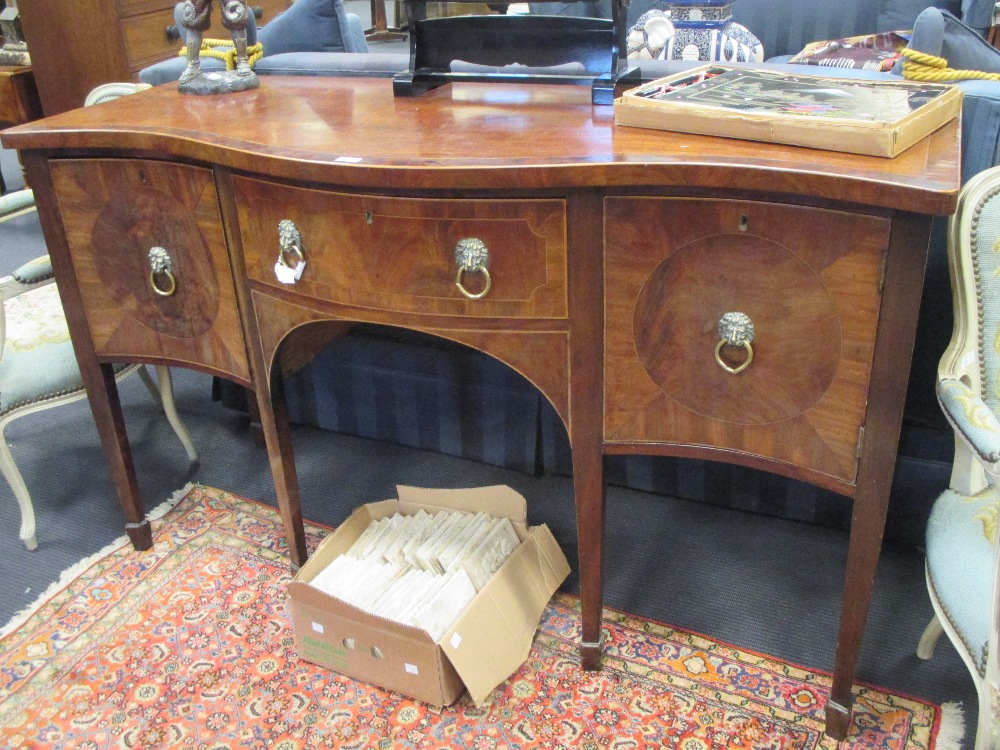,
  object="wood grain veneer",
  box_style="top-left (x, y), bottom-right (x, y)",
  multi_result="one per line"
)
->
top-left (50, 158), bottom-right (250, 382)
top-left (604, 197), bottom-right (890, 490)
top-left (233, 177), bottom-right (568, 320)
